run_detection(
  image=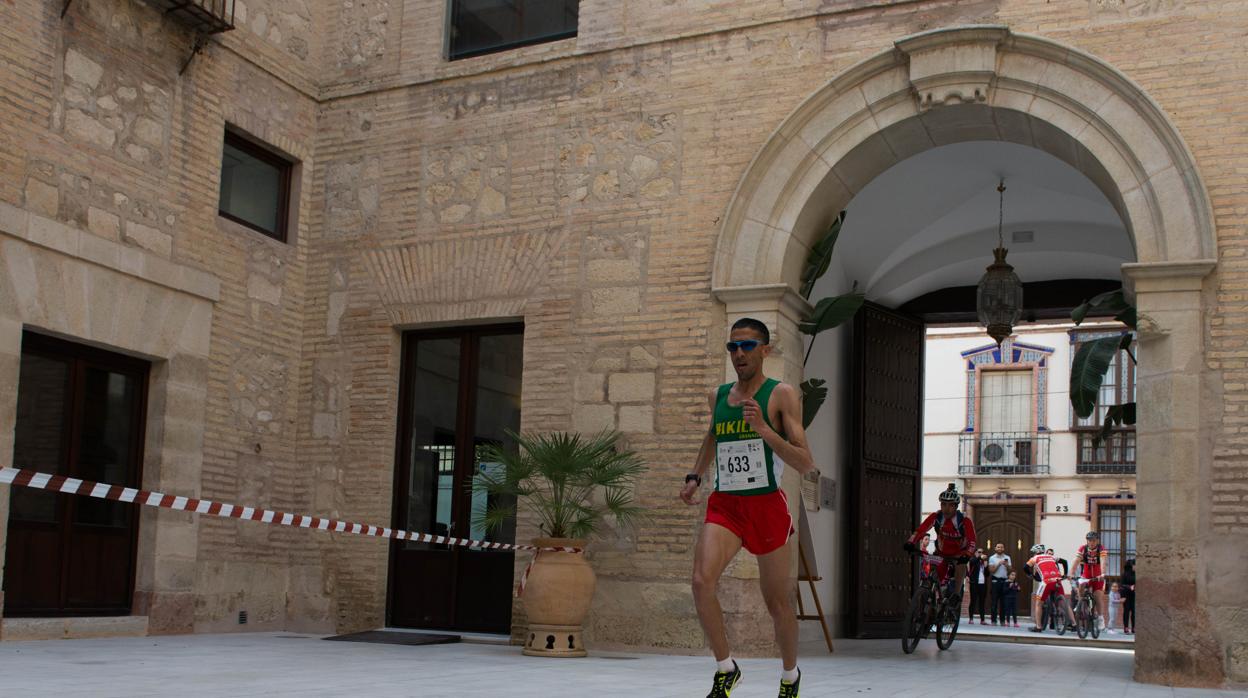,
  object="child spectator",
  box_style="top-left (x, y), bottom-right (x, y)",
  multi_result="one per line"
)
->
top-left (1108, 582), bottom-right (1123, 633)
top-left (1004, 571), bottom-right (1021, 627)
